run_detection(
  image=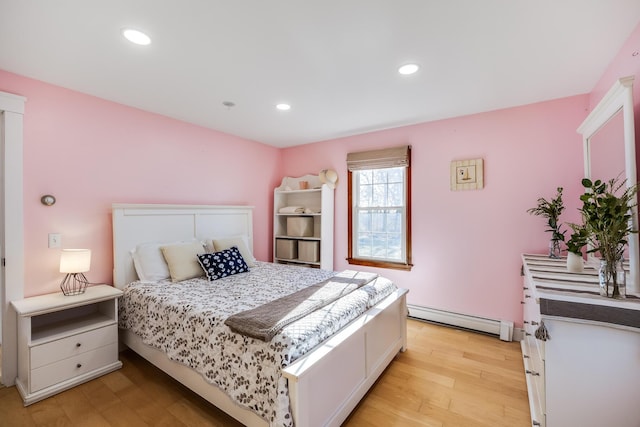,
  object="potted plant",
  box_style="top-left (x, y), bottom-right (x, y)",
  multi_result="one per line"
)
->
top-left (565, 225), bottom-right (588, 273)
top-left (527, 187), bottom-right (565, 258)
top-left (577, 177), bottom-right (638, 298)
